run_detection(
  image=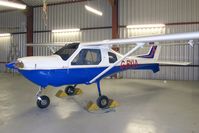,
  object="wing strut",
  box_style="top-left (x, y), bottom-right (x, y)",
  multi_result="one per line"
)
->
top-left (89, 43), bottom-right (145, 84)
